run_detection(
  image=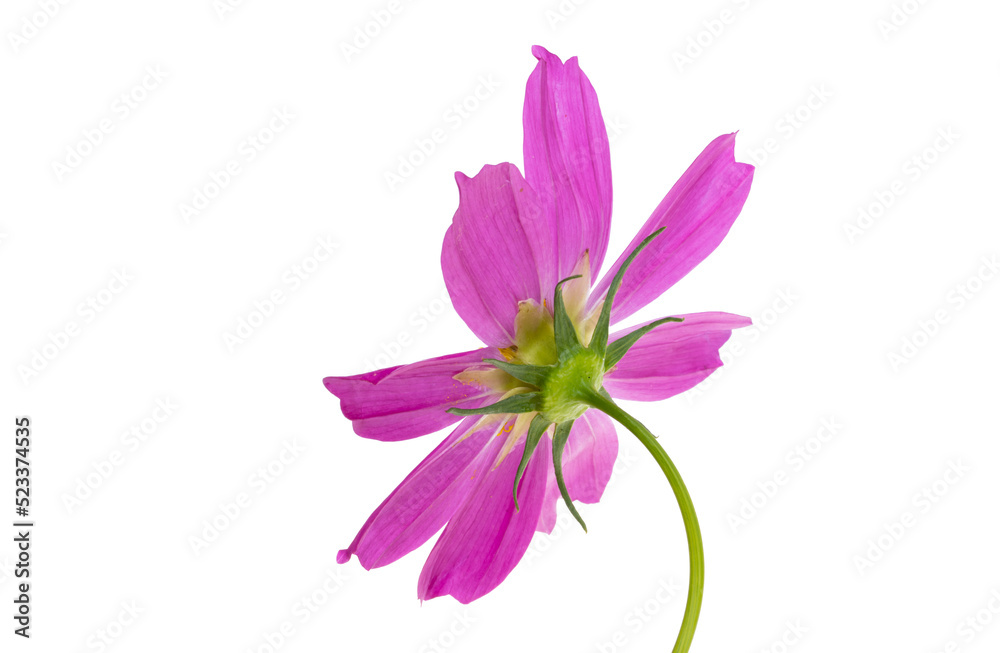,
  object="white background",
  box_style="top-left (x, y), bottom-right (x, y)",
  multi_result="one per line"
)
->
top-left (2, 0), bottom-right (999, 651)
